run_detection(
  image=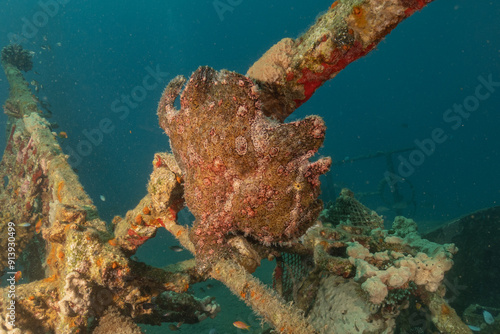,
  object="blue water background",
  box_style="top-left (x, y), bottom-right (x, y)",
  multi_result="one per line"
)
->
top-left (0, 1), bottom-right (499, 332)
top-left (2, 0), bottom-right (497, 226)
